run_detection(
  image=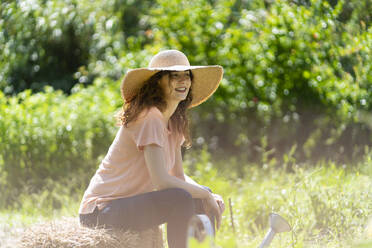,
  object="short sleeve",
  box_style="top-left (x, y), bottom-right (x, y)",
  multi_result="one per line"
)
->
top-left (129, 109), bottom-right (166, 151)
